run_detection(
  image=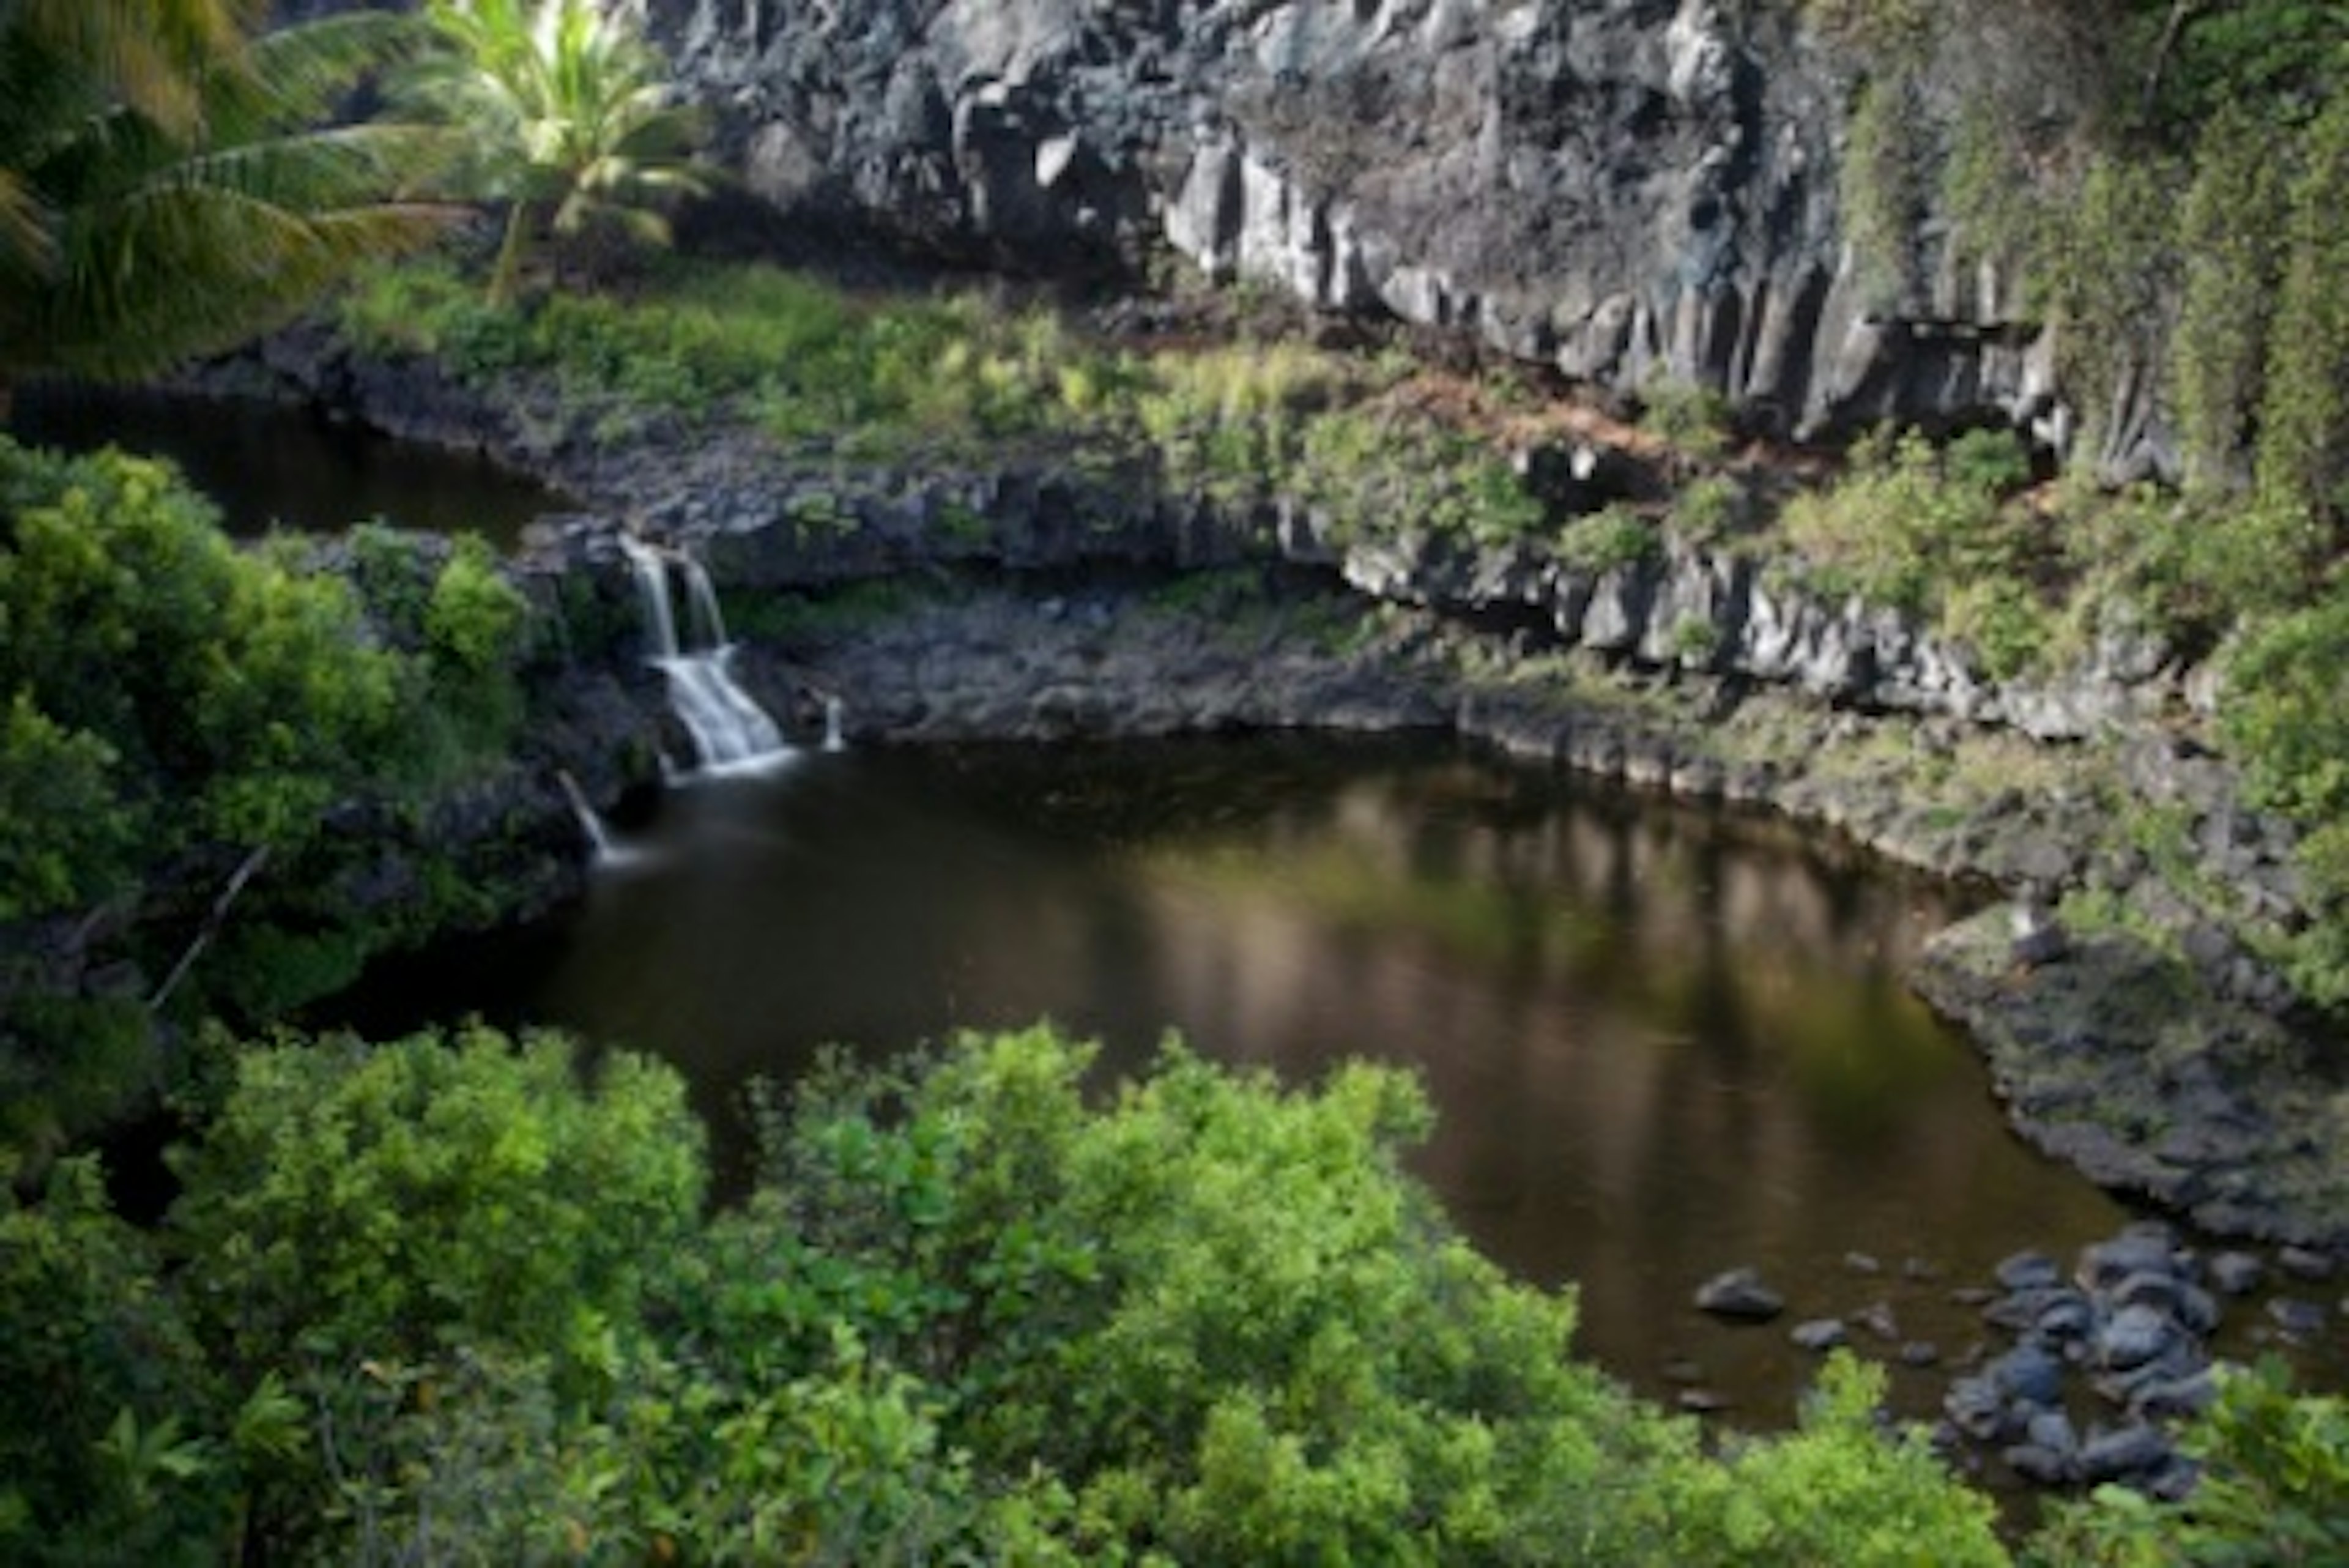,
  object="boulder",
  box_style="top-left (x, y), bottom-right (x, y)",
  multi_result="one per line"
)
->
top-left (2078, 1424), bottom-right (2175, 1485)
top-left (1790, 1318), bottom-right (1849, 1352)
top-left (1694, 1267), bottom-right (1786, 1324)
